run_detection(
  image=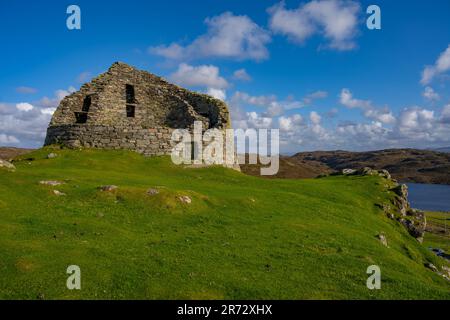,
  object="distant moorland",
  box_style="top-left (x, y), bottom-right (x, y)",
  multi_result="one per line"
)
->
top-left (241, 149), bottom-right (450, 185)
